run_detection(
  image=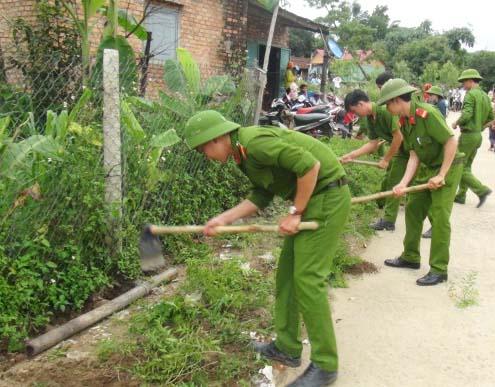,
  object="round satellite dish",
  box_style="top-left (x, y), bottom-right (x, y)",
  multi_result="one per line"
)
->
top-left (327, 39), bottom-right (344, 59)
